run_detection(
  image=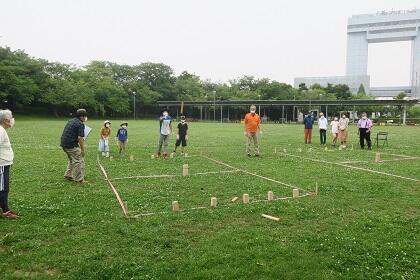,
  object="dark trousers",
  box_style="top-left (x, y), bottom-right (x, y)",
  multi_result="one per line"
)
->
top-left (319, 129), bottom-right (327, 144)
top-left (359, 128), bottom-right (371, 149)
top-left (0, 165), bottom-right (11, 213)
top-left (175, 135), bottom-right (187, 147)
